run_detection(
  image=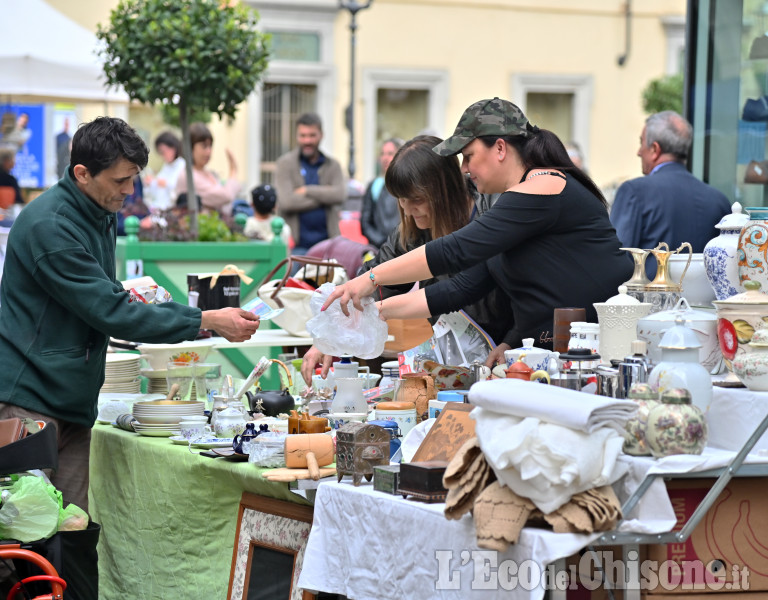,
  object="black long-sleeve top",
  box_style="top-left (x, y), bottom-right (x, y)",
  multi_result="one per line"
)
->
top-left (424, 175), bottom-right (633, 350)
